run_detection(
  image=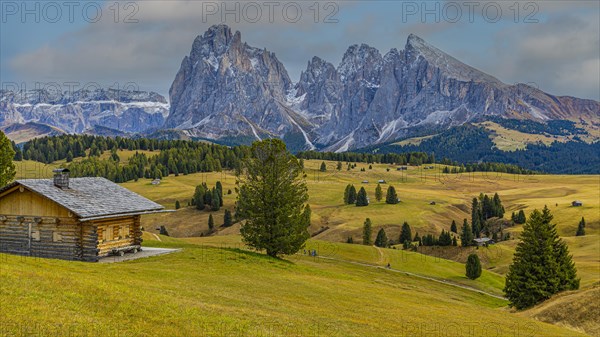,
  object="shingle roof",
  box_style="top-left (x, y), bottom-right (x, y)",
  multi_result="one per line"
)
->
top-left (0, 178), bottom-right (164, 220)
